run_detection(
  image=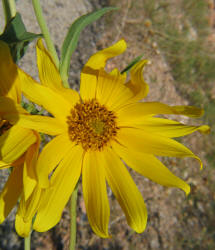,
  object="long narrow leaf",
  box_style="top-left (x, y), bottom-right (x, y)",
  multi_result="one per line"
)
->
top-left (59, 7), bottom-right (118, 81)
top-left (121, 54), bottom-right (144, 74)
